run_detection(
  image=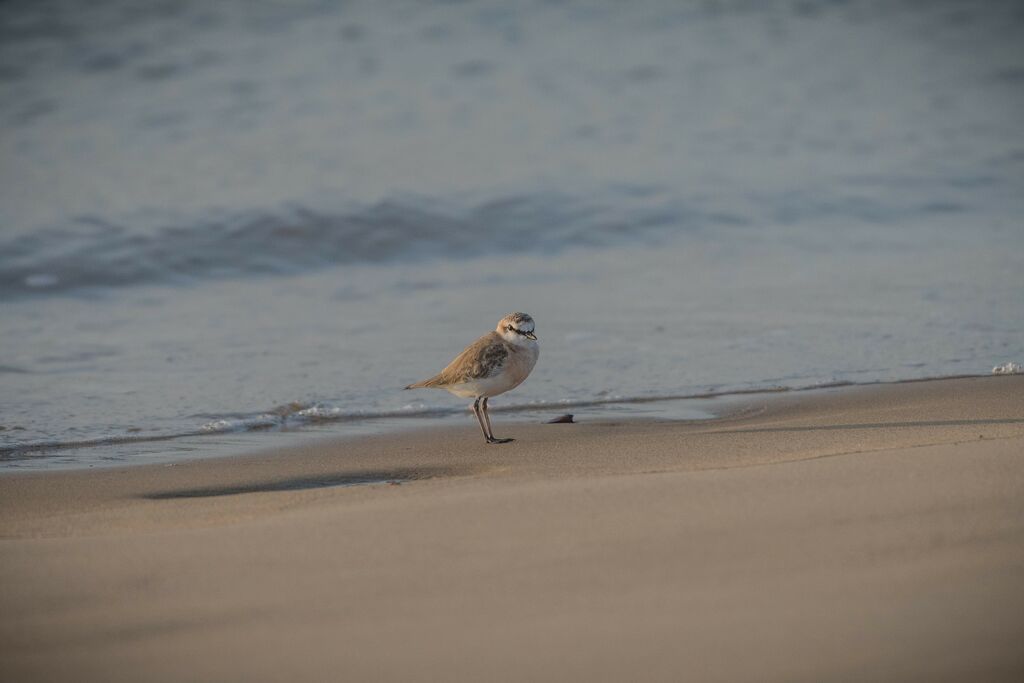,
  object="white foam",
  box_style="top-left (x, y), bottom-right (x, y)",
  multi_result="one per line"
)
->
top-left (200, 415), bottom-right (279, 433)
top-left (294, 404), bottom-right (344, 419)
top-left (992, 362), bottom-right (1023, 375)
